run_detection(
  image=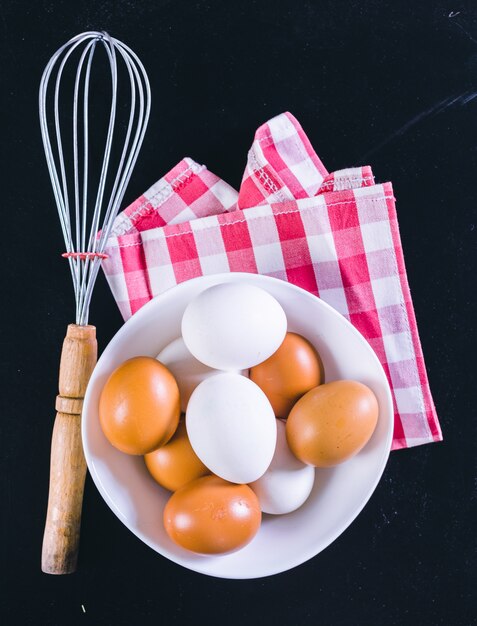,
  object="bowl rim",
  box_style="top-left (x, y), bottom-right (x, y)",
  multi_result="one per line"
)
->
top-left (82, 272), bottom-right (394, 579)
